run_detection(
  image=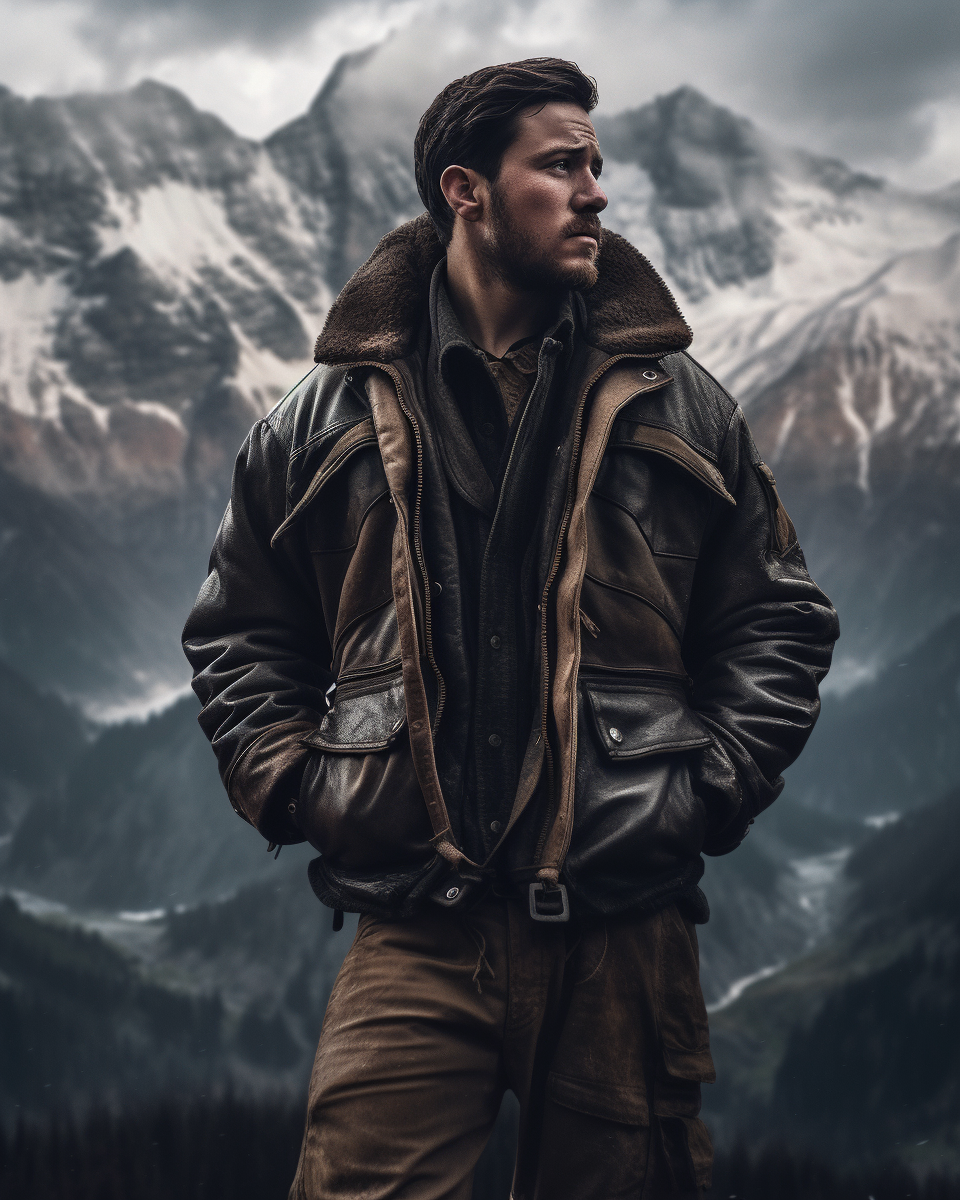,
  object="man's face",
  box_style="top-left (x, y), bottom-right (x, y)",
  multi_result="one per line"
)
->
top-left (480, 100), bottom-right (607, 292)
